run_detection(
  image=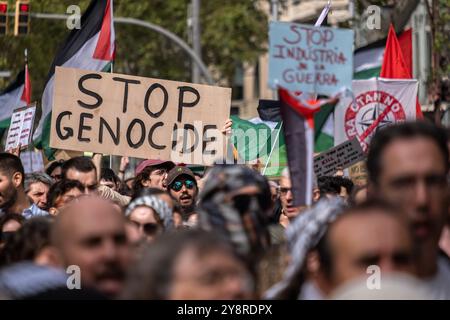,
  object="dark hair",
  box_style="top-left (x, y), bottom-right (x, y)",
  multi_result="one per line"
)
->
top-left (318, 176), bottom-right (354, 197)
top-left (316, 199), bottom-right (404, 280)
top-left (121, 229), bottom-right (248, 299)
top-left (132, 162), bottom-right (174, 196)
top-left (0, 217), bottom-right (53, 267)
top-left (100, 168), bottom-right (119, 185)
top-left (0, 153), bottom-right (25, 186)
top-left (317, 176), bottom-right (341, 198)
top-left (118, 177), bottom-right (135, 197)
top-left (45, 160), bottom-right (64, 176)
top-left (0, 213), bottom-right (25, 232)
top-left (337, 176), bottom-right (354, 194)
top-left (269, 198), bottom-right (282, 225)
top-left (118, 181), bottom-right (132, 197)
top-left (61, 157), bottom-right (96, 179)
top-left (47, 179), bottom-right (84, 210)
top-left (367, 121), bottom-right (449, 185)
top-left (132, 166), bottom-right (156, 196)
top-left (331, 176), bottom-right (353, 194)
